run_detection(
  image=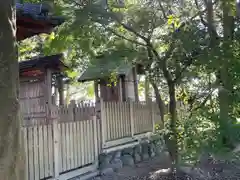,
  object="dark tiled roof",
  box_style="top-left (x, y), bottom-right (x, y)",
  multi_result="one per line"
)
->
top-left (19, 54), bottom-right (68, 72)
top-left (16, 3), bottom-right (64, 26)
